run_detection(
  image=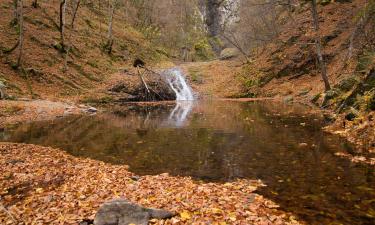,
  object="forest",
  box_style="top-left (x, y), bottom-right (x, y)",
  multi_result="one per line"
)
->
top-left (0, 0), bottom-right (374, 224)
